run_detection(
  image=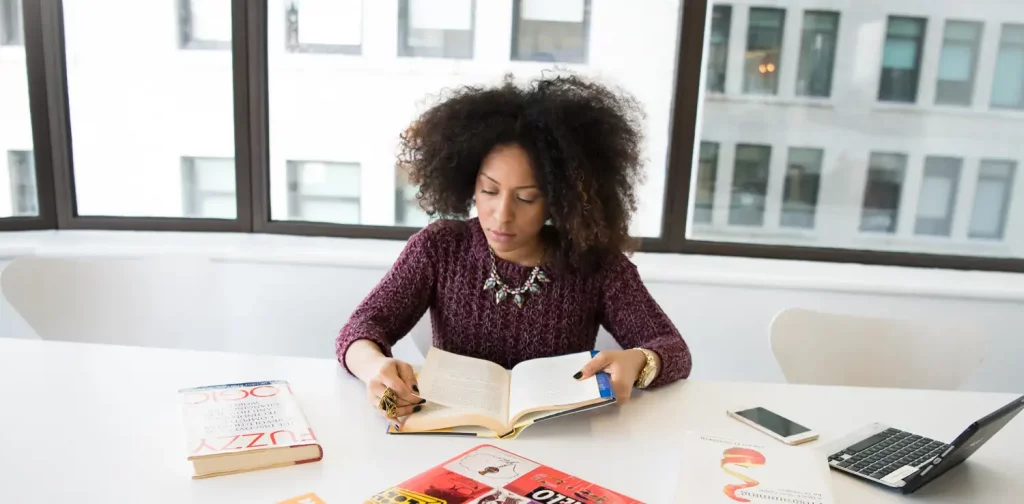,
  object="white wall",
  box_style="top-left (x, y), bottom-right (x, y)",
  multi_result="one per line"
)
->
top-left (2, 230), bottom-right (1021, 394)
